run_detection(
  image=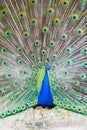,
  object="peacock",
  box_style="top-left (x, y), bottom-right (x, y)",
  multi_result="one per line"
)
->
top-left (0, 0), bottom-right (87, 122)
